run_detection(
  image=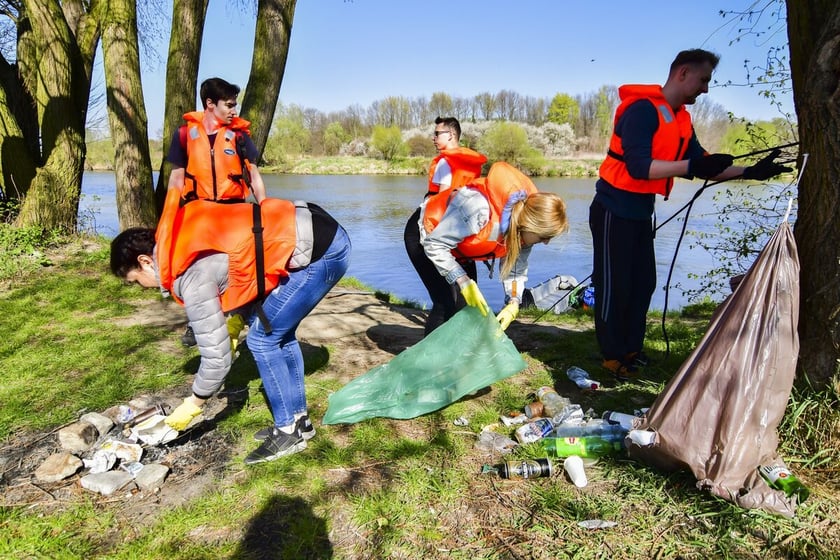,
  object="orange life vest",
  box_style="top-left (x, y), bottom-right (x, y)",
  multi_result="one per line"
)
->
top-left (182, 111), bottom-right (252, 201)
top-left (156, 188), bottom-right (297, 312)
top-left (423, 162), bottom-right (537, 260)
top-left (599, 84), bottom-right (694, 198)
top-left (427, 147), bottom-right (487, 195)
